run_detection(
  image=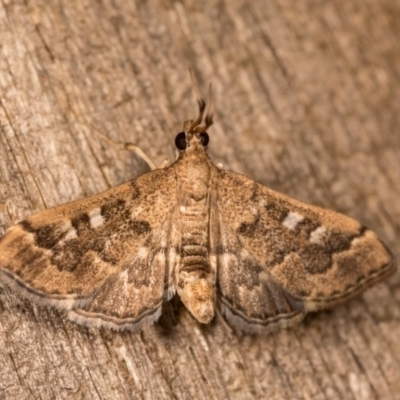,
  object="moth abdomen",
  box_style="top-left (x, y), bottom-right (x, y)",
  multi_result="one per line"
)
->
top-left (176, 208), bottom-right (217, 324)
top-left (178, 278), bottom-right (215, 324)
